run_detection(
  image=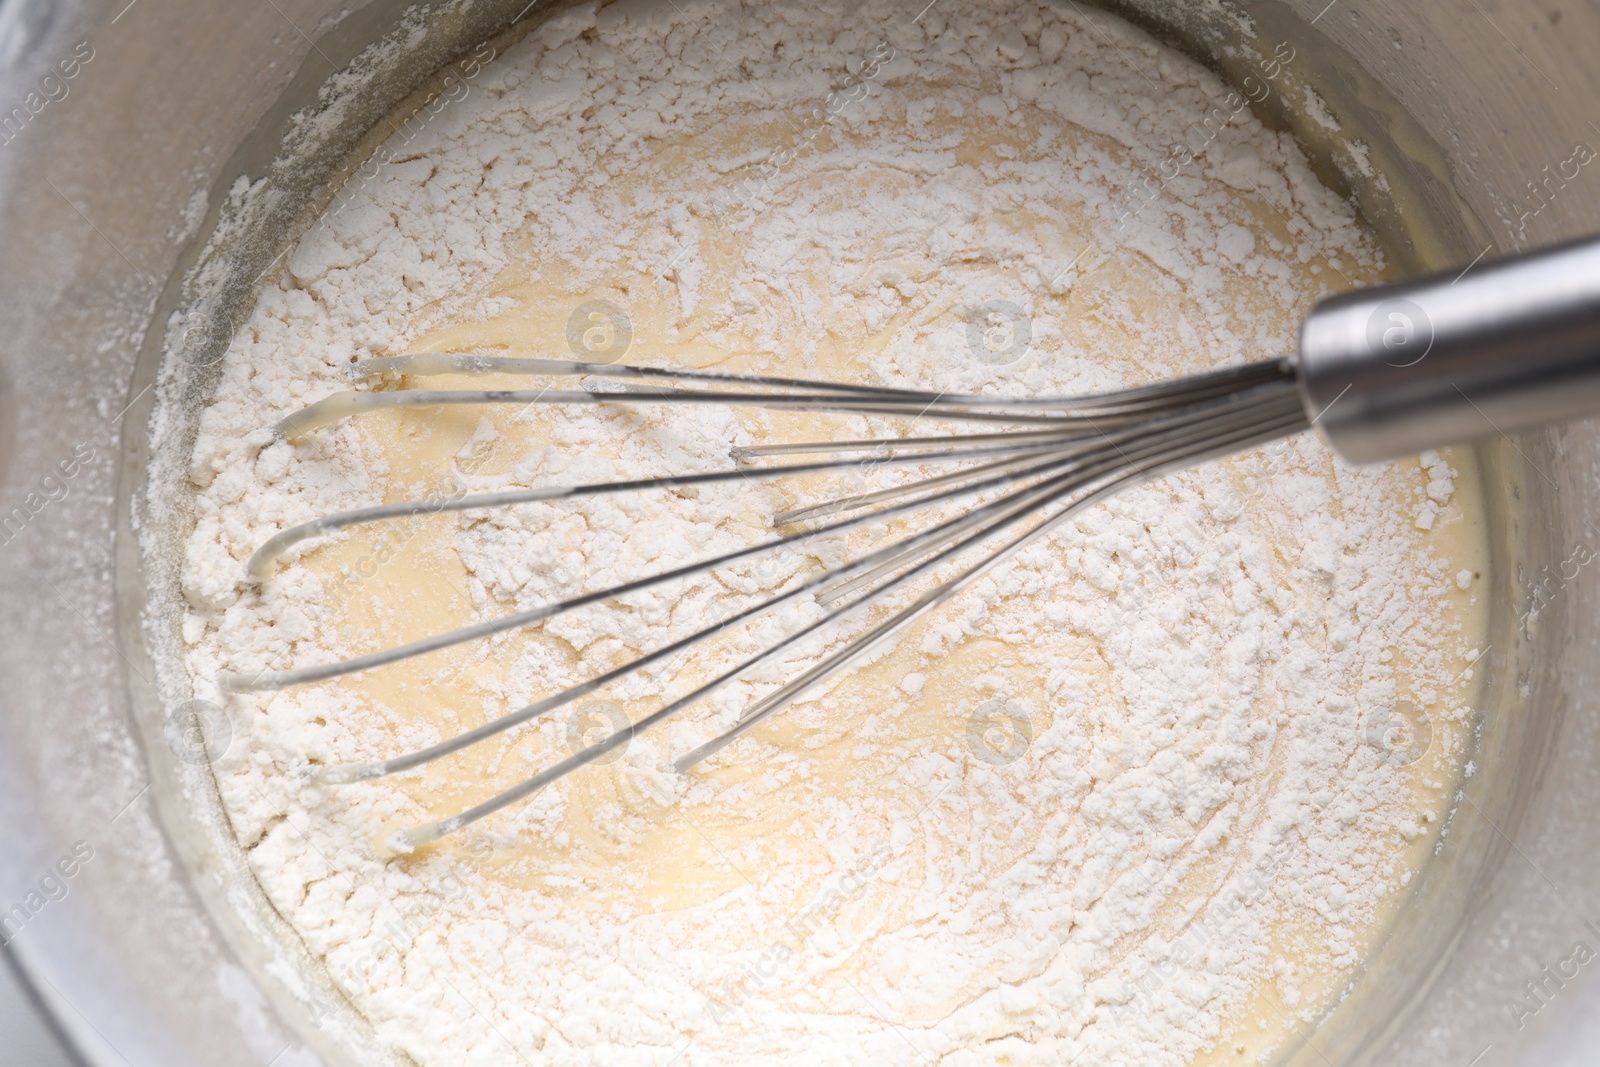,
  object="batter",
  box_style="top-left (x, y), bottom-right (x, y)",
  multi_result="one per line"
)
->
top-left (176, 0), bottom-right (1489, 1064)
